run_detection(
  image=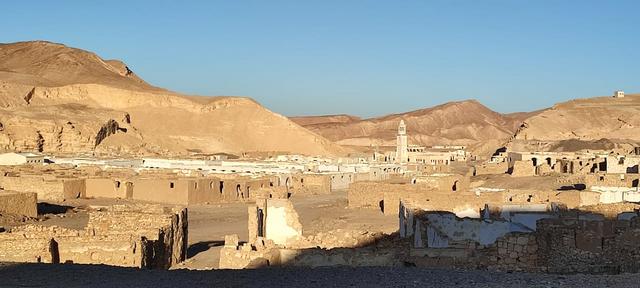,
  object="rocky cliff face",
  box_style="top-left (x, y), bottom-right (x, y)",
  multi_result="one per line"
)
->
top-left (0, 41), bottom-right (345, 156)
top-left (0, 104), bottom-right (139, 154)
top-left (507, 95), bottom-right (640, 152)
